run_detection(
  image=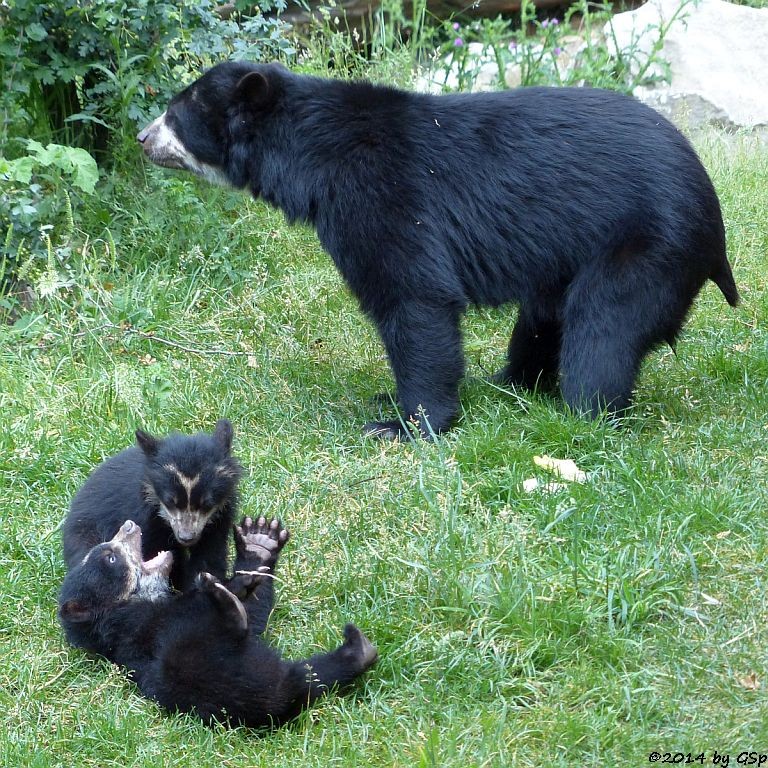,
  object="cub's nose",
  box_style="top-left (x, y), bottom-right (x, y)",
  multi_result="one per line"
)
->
top-left (122, 520), bottom-right (137, 534)
top-left (177, 532), bottom-right (198, 546)
top-left (136, 126), bottom-right (150, 144)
